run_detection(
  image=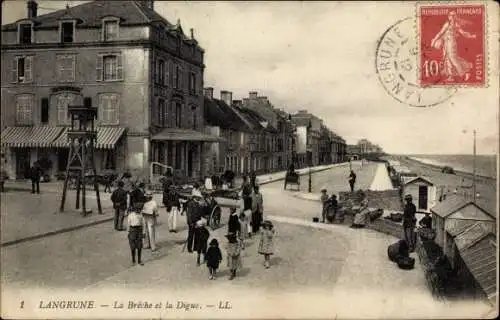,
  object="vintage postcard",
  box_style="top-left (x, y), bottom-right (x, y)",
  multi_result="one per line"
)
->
top-left (1, 0), bottom-right (498, 319)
